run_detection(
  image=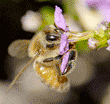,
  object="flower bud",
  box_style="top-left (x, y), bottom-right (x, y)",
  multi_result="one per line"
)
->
top-left (88, 37), bottom-right (99, 49)
top-left (106, 39), bottom-right (110, 51)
